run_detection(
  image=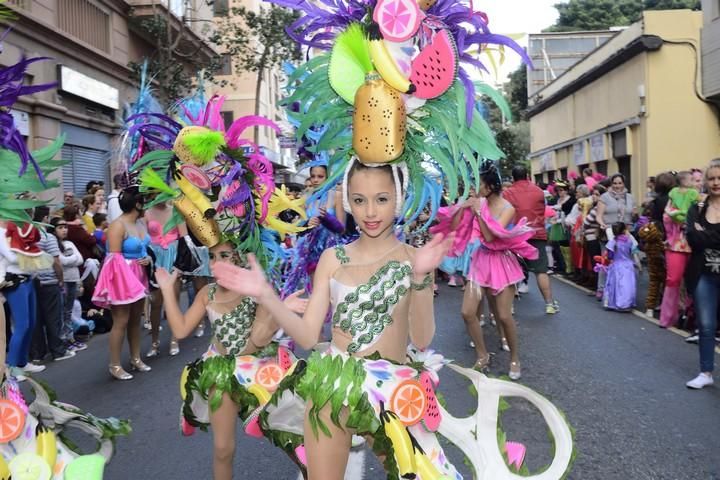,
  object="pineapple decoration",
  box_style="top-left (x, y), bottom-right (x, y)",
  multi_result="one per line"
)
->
top-left (352, 73), bottom-right (407, 164)
top-left (329, 23), bottom-right (416, 164)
